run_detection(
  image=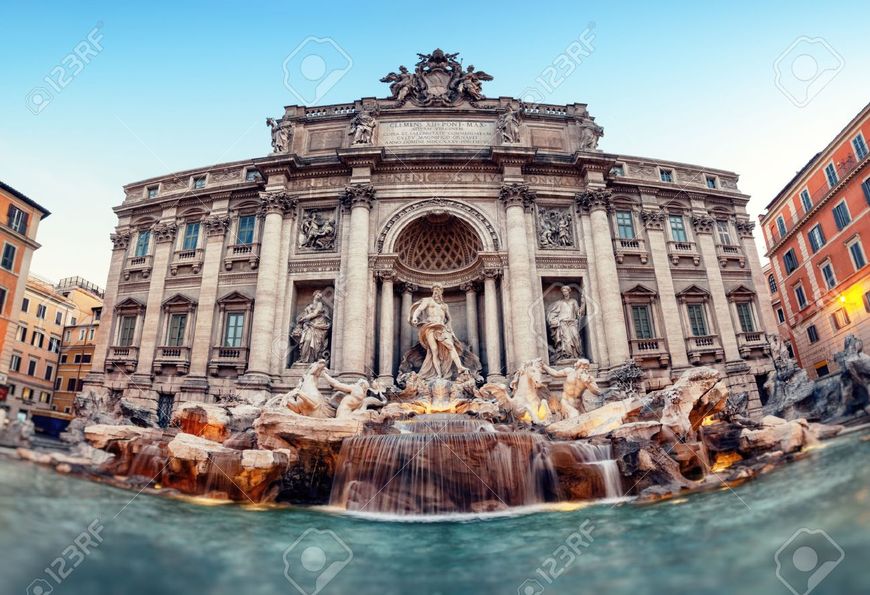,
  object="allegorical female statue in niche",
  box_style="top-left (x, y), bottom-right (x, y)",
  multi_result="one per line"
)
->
top-left (546, 285), bottom-right (584, 362)
top-left (292, 291), bottom-right (332, 363)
